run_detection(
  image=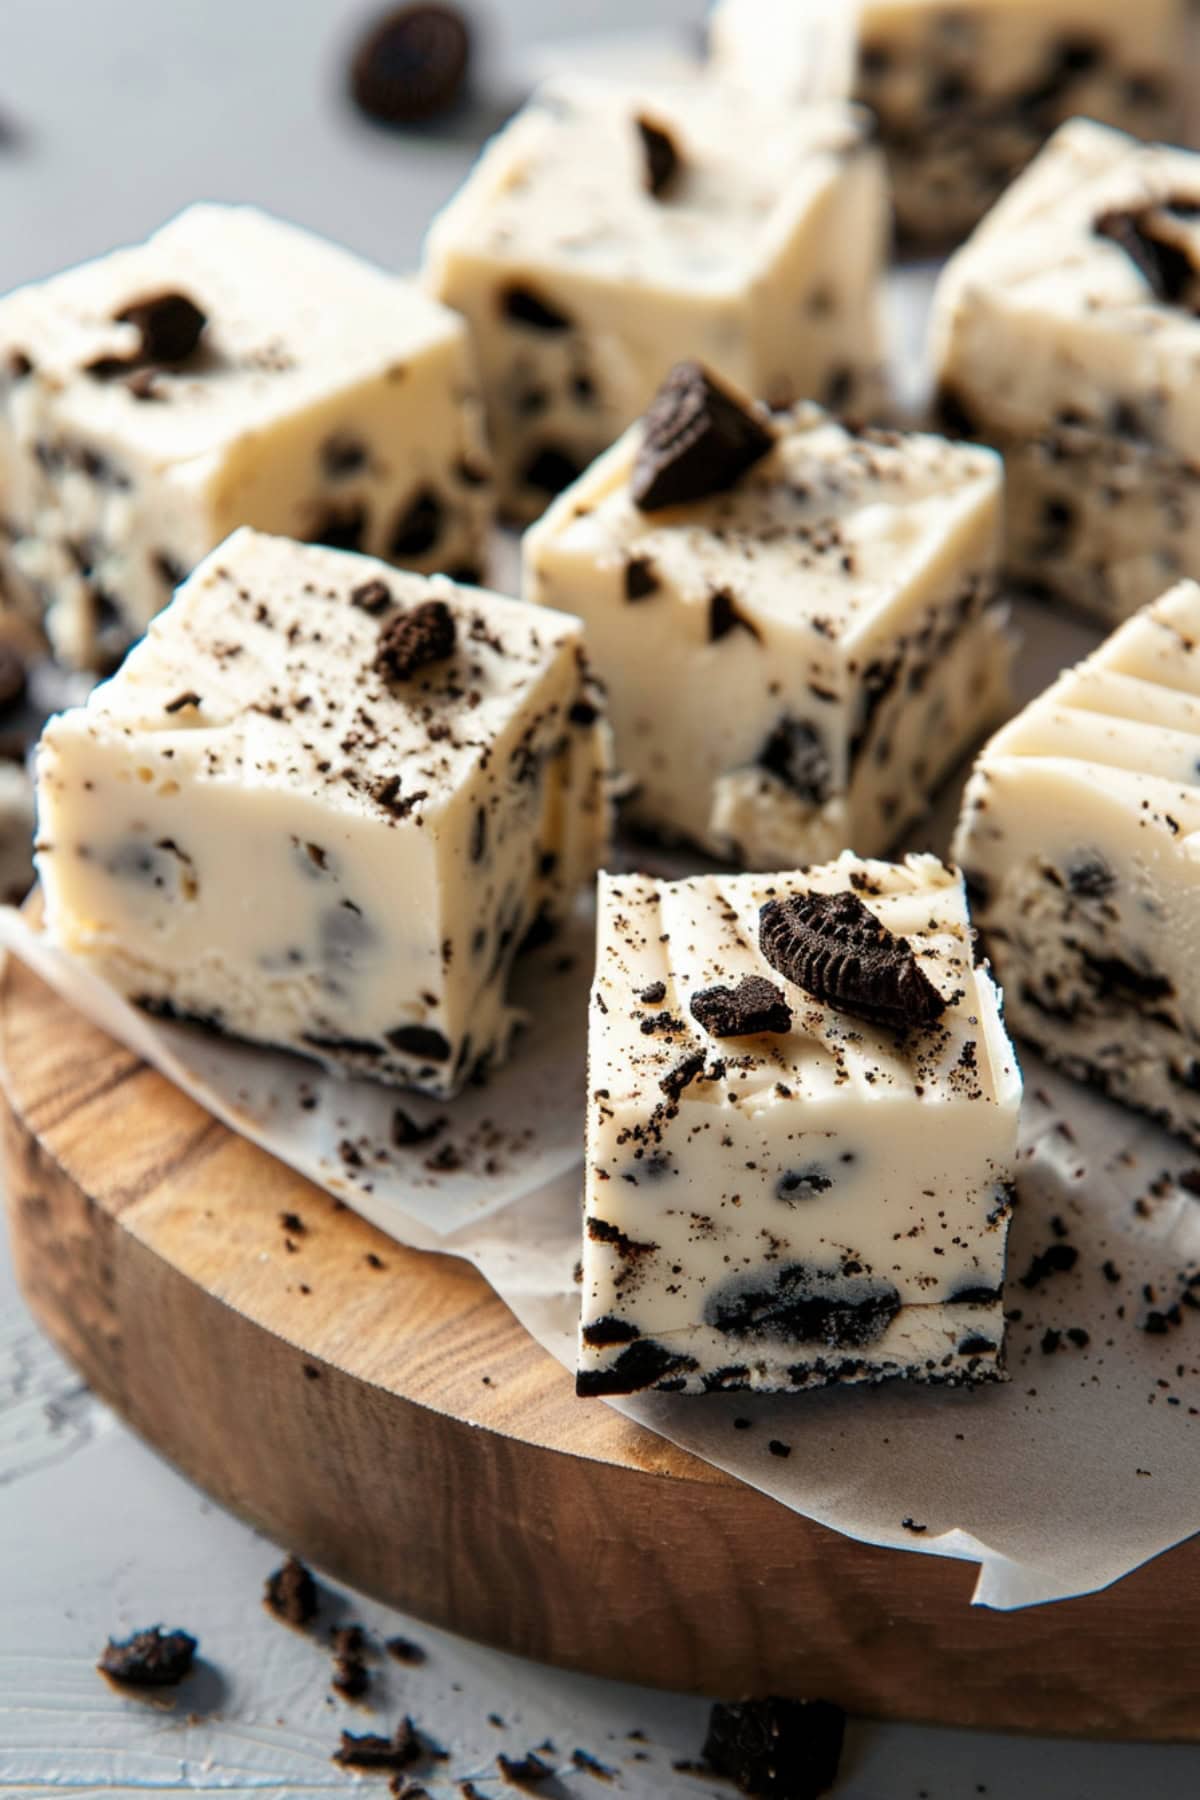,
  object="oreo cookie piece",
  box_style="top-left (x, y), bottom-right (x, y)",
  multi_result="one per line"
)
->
top-left (758, 889), bottom-right (945, 1033)
top-left (98, 1625), bottom-right (198, 1688)
top-left (349, 3), bottom-right (471, 126)
top-left (264, 1553), bottom-right (319, 1626)
top-left (374, 599), bottom-right (456, 681)
top-left (1095, 201), bottom-right (1200, 307)
top-left (702, 1696), bottom-right (846, 1799)
top-left (632, 361), bottom-right (774, 512)
top-left (88, 292), bottom-right (207, 377)
top-left (636, 113), bottom-right (681, 198)
top-left (690, 975), bottom-right (792, 1039)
